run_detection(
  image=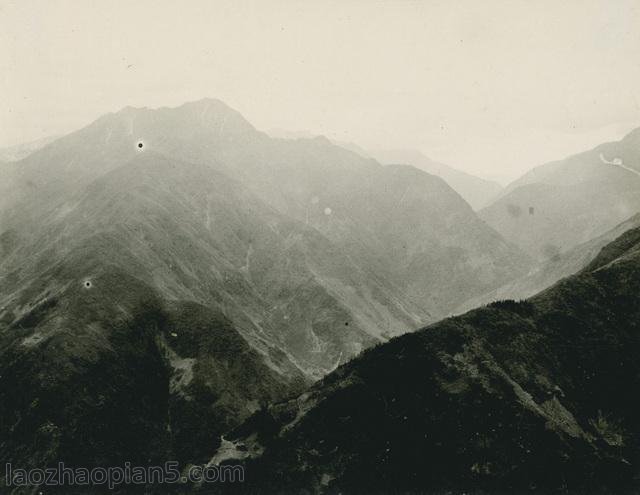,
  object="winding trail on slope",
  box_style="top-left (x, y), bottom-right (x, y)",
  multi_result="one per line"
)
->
top-left (599, 153), bottom-right (640, 178)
